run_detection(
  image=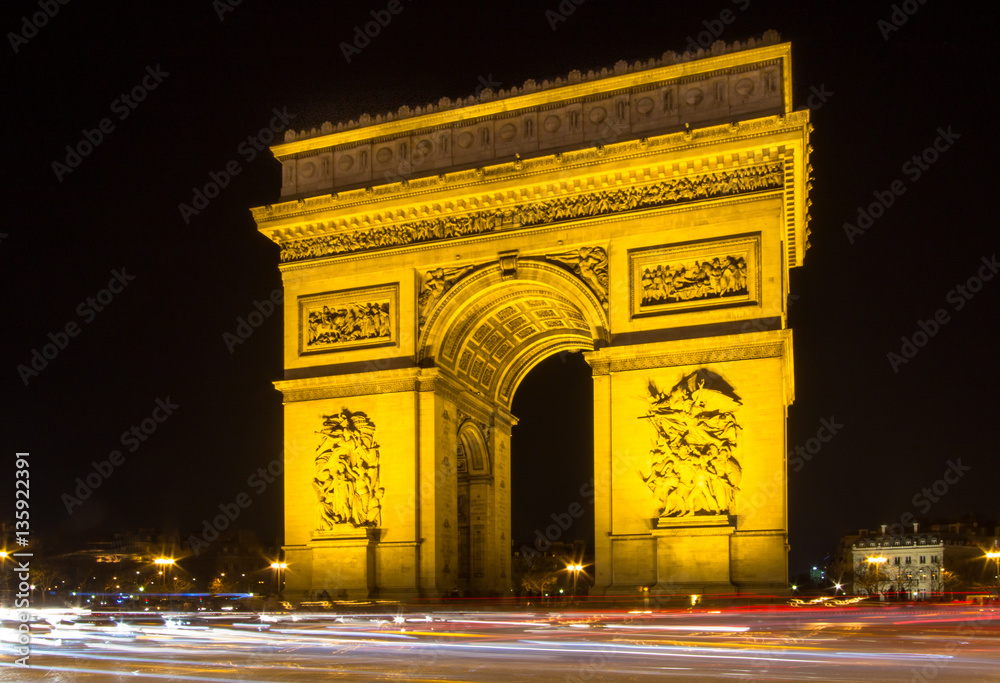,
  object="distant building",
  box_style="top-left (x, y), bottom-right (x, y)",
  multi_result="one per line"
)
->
top-left (847, 522), bottom-right (991, 600)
